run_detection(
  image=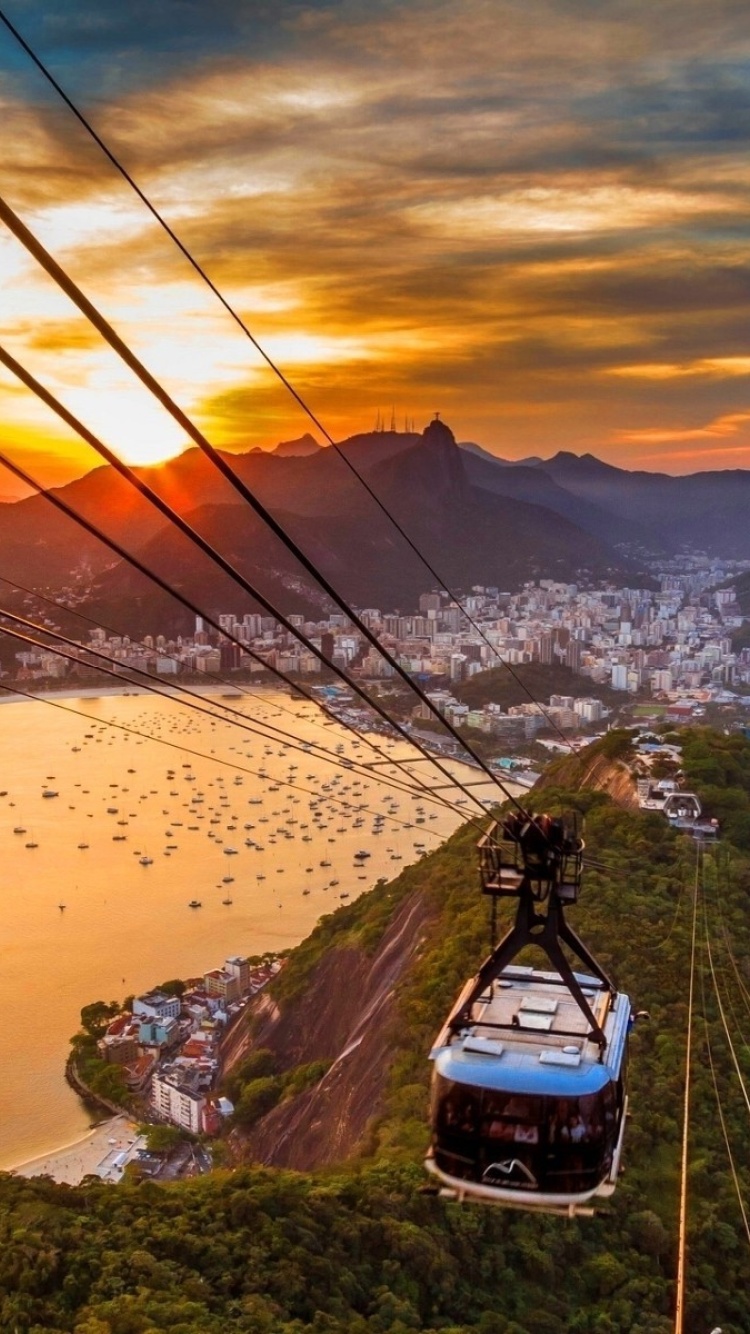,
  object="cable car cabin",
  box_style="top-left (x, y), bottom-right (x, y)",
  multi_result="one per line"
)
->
top-left (426, 966), bottom-right (630, 1215)
top-left (662, 792), bottom-right (702, 823)
top-left (426, 814), bottom-right (630, 1216)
